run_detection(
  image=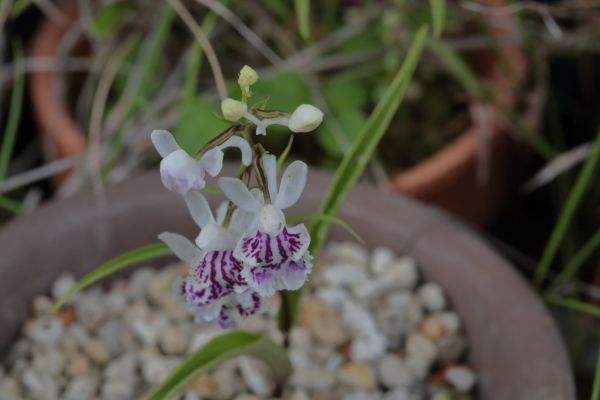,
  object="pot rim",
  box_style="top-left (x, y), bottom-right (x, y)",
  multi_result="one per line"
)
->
top-left (0, 168), bottom-right (575, 399)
